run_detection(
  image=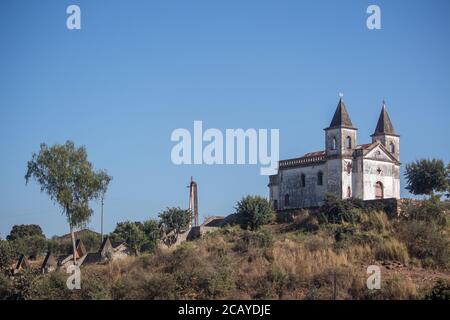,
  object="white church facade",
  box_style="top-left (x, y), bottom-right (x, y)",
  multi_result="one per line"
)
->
top-left (269, 97), bottom-right (401, 210)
